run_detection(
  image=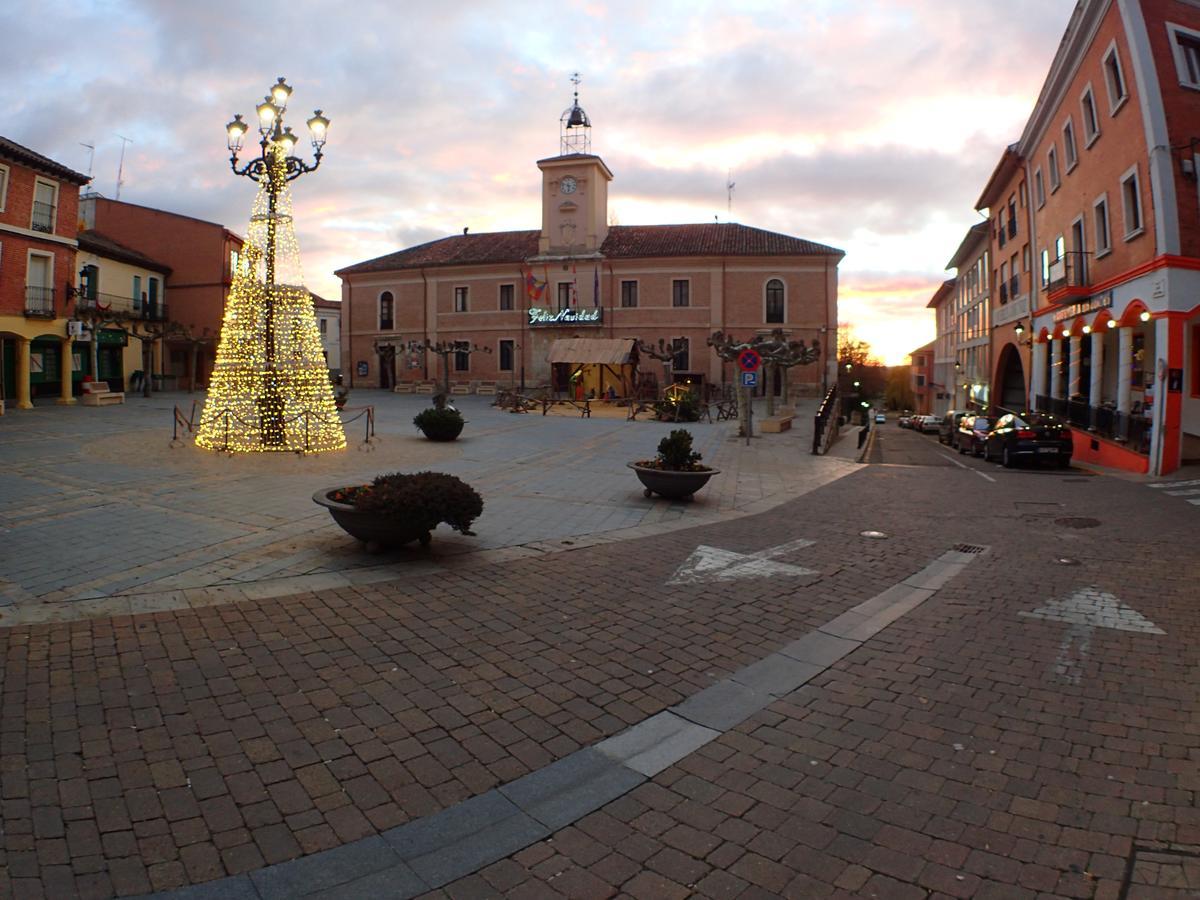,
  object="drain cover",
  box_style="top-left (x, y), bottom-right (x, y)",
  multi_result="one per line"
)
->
top-left (952, 543), bottom-right (987, 554)
top-left (859, 530), bottom-right (888, 539)
top-left (1055, 517), bottom-right (1101, 529)
top-left (1056, 557), bottom-right (1081, 566)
